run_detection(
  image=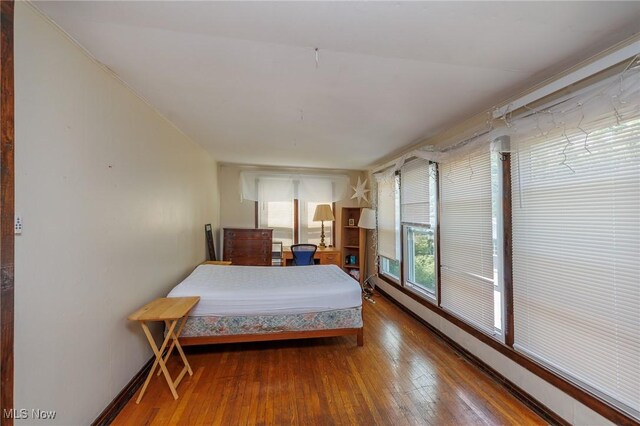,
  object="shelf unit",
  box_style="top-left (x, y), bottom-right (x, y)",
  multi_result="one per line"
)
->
top-left (340, 207), bottom-right (365, 285)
